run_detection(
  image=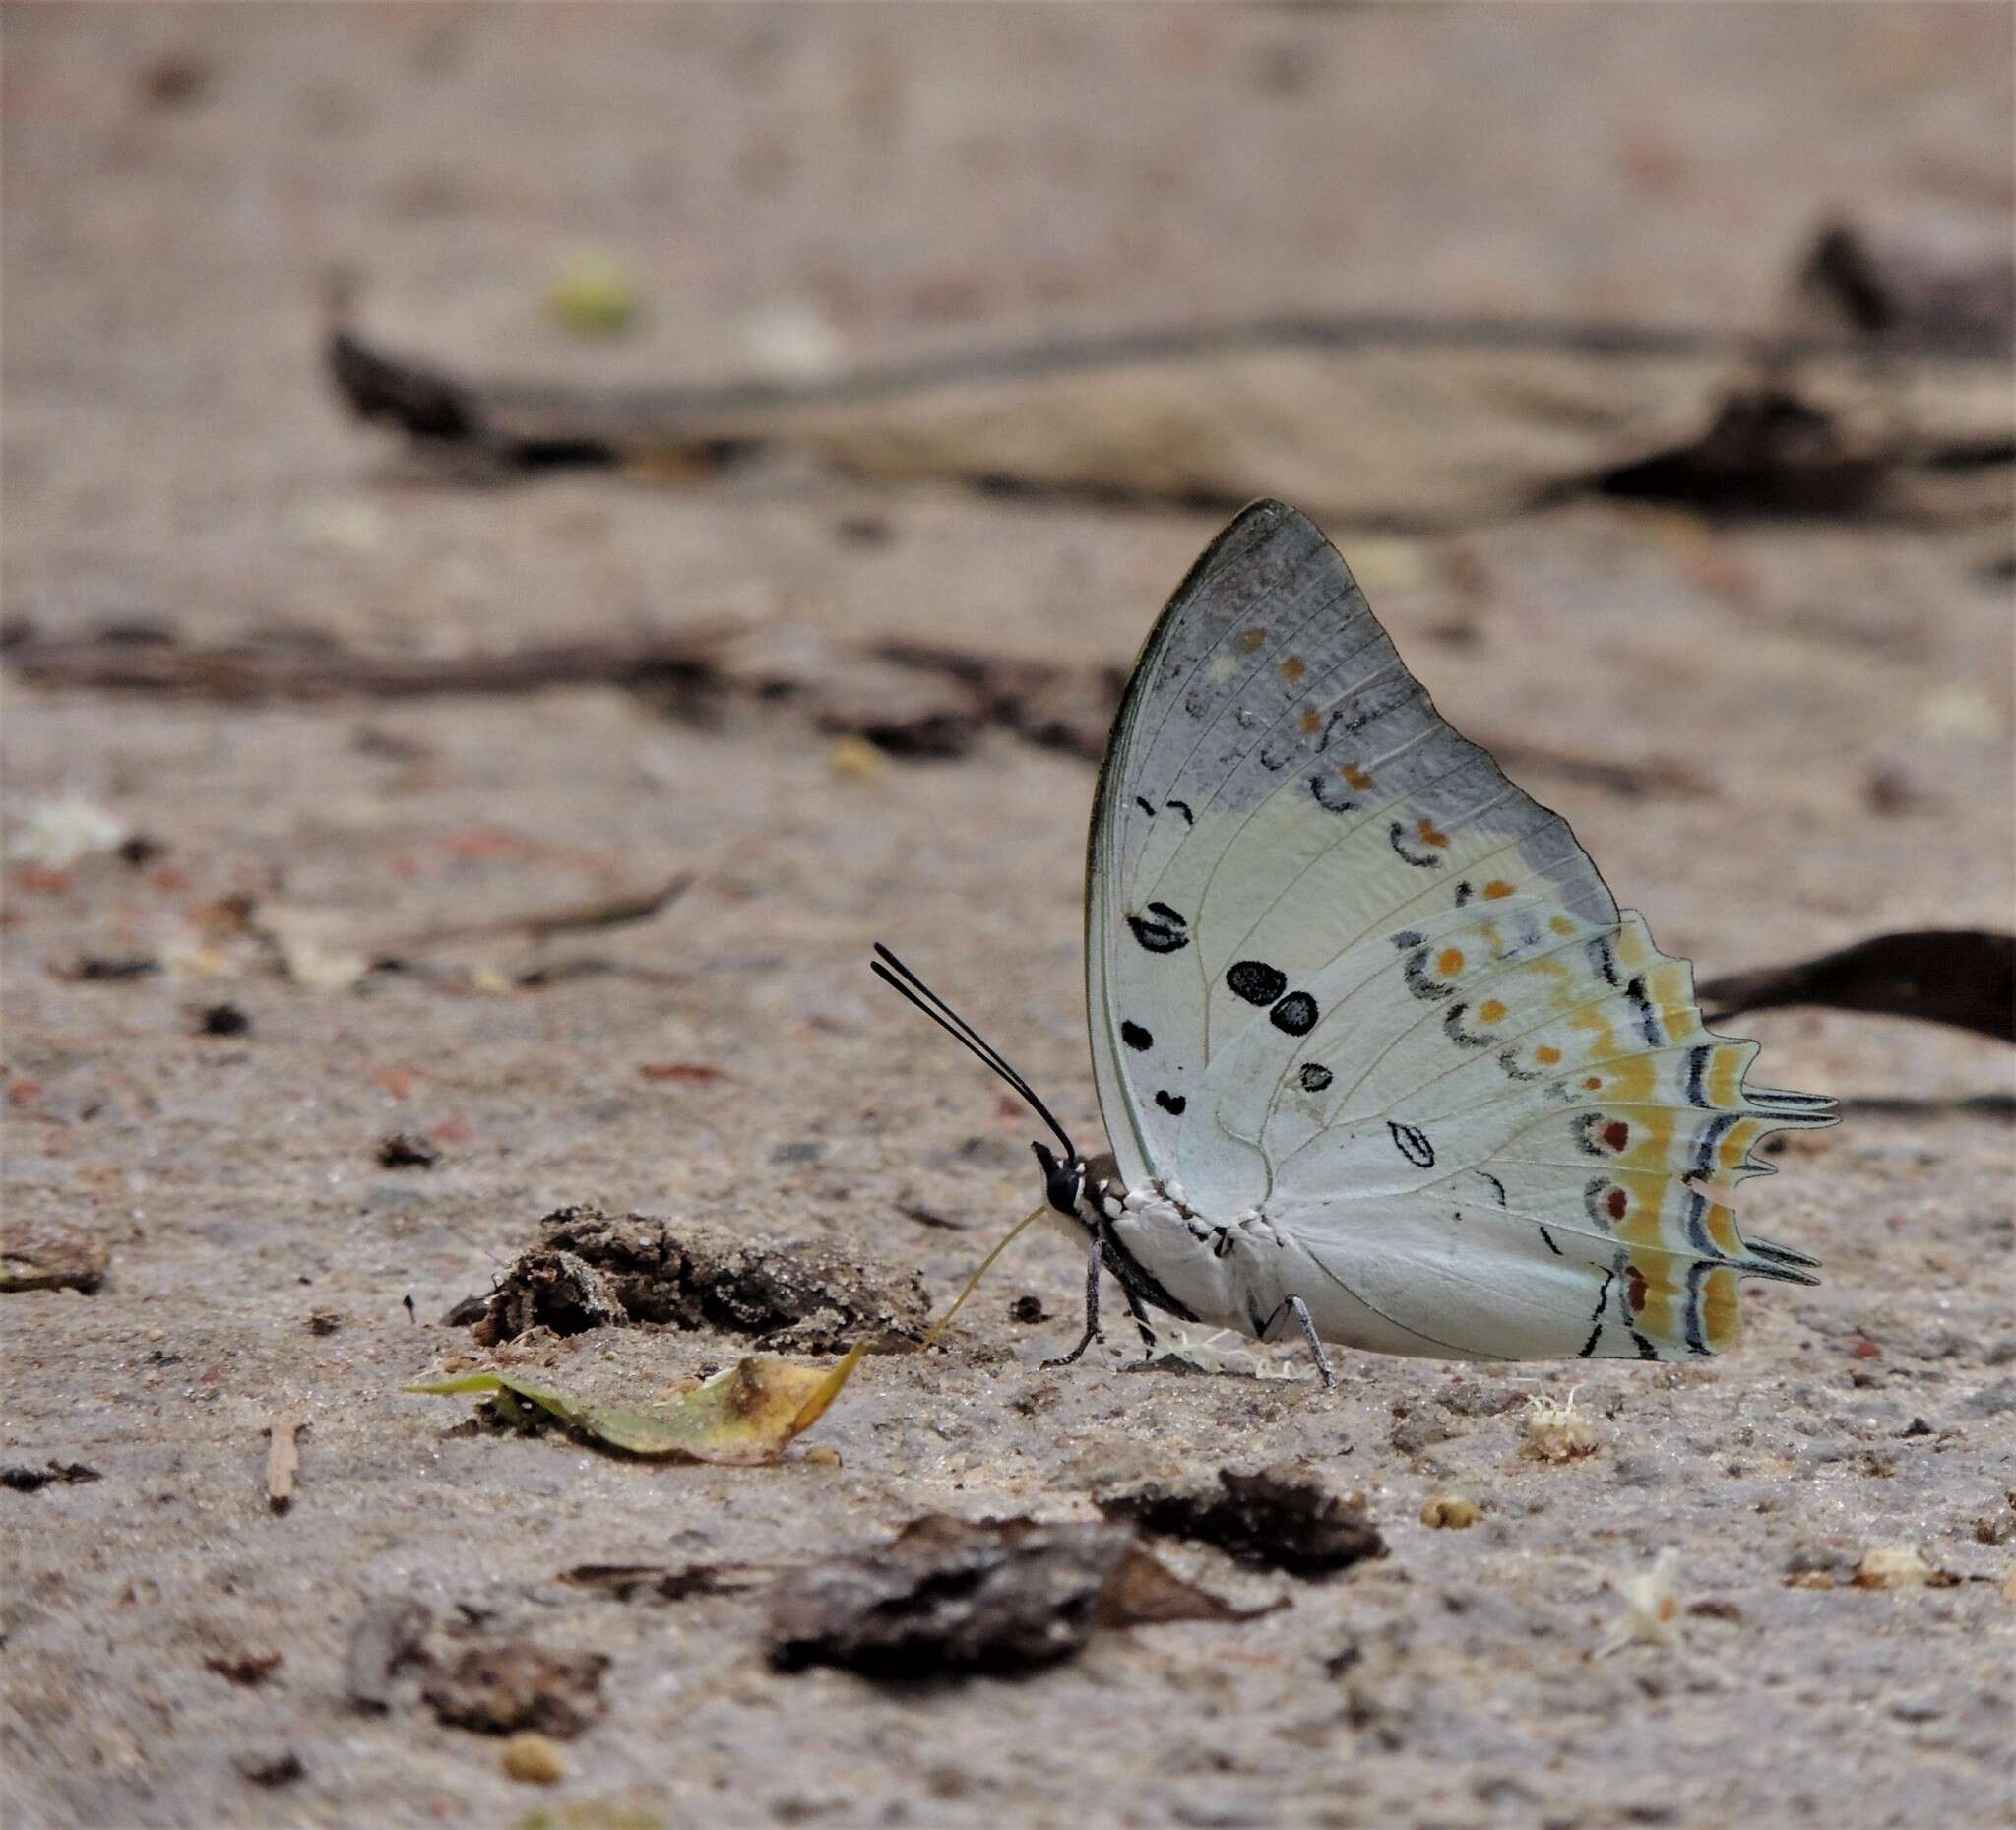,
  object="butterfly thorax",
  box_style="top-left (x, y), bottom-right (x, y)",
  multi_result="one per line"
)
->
top-left (1061, 1151), bottom-right (1298, 1340)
